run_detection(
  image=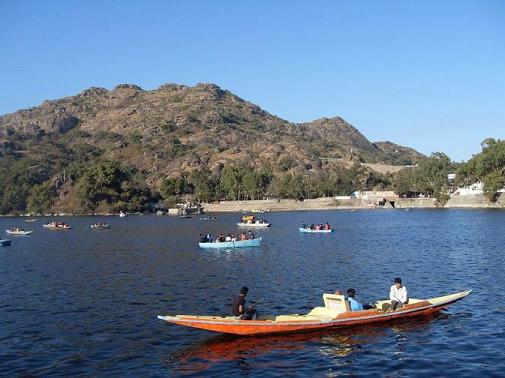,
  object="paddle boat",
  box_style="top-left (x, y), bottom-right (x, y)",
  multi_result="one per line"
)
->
top-left (43, 221), bottom-right (72, 230)
top-left (251, 208), bottom-right (270, 213)
top-left (199, 237), bottom-right (262, 249)
top-left (237, 215), bottom-right (270, 228)
top-left (299, 225), bottom-right (333, 233)
top-left (158, 290), bottom-right (471, 336)
top-left (119, 211), bottom-right (127, 218)
top-left (0, 239), bottom-right (11, 247)
top-left (25, 218), bottom-right (38, 222)
top-left (6, 228), bottom-right (33, 235)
